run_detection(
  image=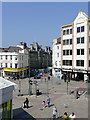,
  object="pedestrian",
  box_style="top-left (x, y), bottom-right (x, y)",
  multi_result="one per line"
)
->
top-left (53, 106), bottom-right (57, 119)
top-left (69, 112), bottom-right (76, 120)
top-left (24, 97), bottom-right (29, 108)
top-left (46, 96), bottom-right (50, 107)
top-left (63, 112), bottom-right (69, 120)
top-left (42, 101), bottom-right (45, 108)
